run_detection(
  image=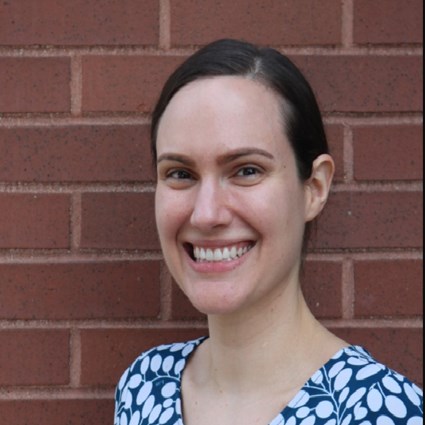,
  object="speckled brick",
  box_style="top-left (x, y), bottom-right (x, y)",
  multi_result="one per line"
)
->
top-left (293, 55), bottom-right (422, 113)
top-left (0, 400), bottom-right (113, 425)
top-left (353, 125), bottom-right (423, 181)
top-left (301, 260), bottom-right (343, 319)
top-left (80, 192), bottom-right (159, 250)
top-left (0, 261), bottom-right (160, 320)
top-left (170, 0), bottom-right (342, 46)
top-left (0, 57), bottom-right (70, 113)
top-left (0, 0), bottom-right (159, 45)
top-left (0, 125), bottom-right (153, 183)
top-left (80, 328), bottom-right (207, 386)
top-left (0, 330), bottom-right (69, 386)
top-left (0, 194), bottom-right (70, 249)
top-left (326, 124), bottom-right (344, 182)
top-left (82, 56), bottom-right (185, 113)
top-left (332, 327), bottom-right (423, 387)
top-left (354, 0), bottom-right (423, 45)
top-left (313, 191), bottom-right (423, 249)
top-left (354, 260), bottom-right (423, 318)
